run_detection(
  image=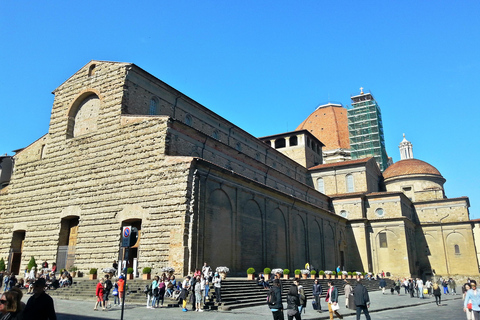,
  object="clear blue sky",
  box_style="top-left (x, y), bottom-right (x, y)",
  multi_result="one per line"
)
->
top-left (1, 1), bottom-right (479, 217)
